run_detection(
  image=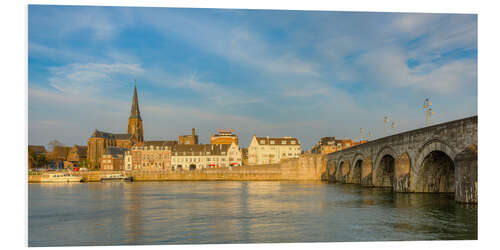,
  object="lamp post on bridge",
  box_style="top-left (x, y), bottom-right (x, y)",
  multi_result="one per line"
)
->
top-left (428, 108), bottom-right (435, 126)
top-left (360, 128), bottom-right (364, 142)
top-left (423, 98), bottom-right (433, 126)
top-left (384, 116), bottom-right (390, 136)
